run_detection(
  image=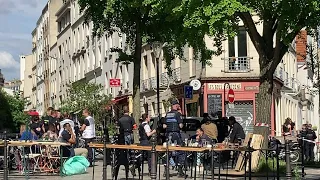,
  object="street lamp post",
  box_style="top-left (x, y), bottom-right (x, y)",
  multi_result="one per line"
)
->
top-left (103, 107), bottom-right (111, 180)
top-left (151, 42), bottom-right (163, 180)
